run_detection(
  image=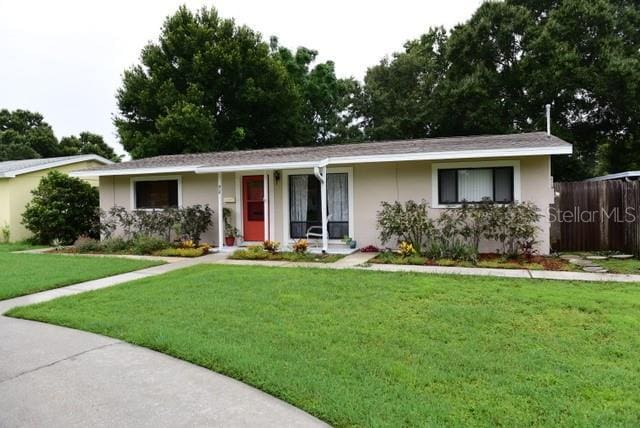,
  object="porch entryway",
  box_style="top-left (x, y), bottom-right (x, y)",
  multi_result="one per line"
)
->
top-left (242, 175), bottom-right (265, 242)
